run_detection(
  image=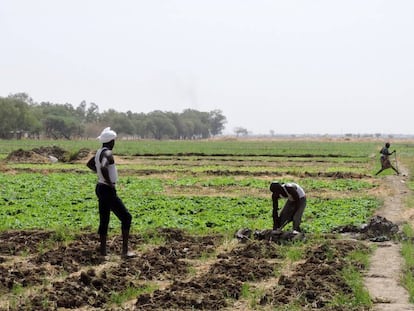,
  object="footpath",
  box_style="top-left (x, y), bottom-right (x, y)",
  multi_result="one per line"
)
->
top-left (364, 166), bottom-right (414, 311)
